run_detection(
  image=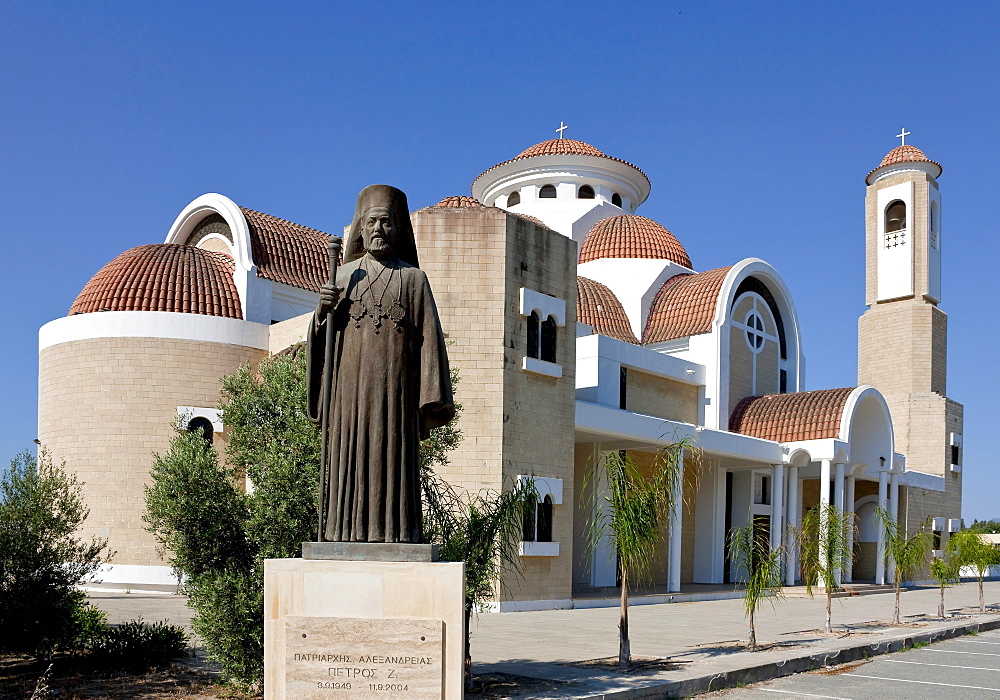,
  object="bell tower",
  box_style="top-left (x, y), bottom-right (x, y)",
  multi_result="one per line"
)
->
top-left (858, 133), bottom-right (963, 533)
